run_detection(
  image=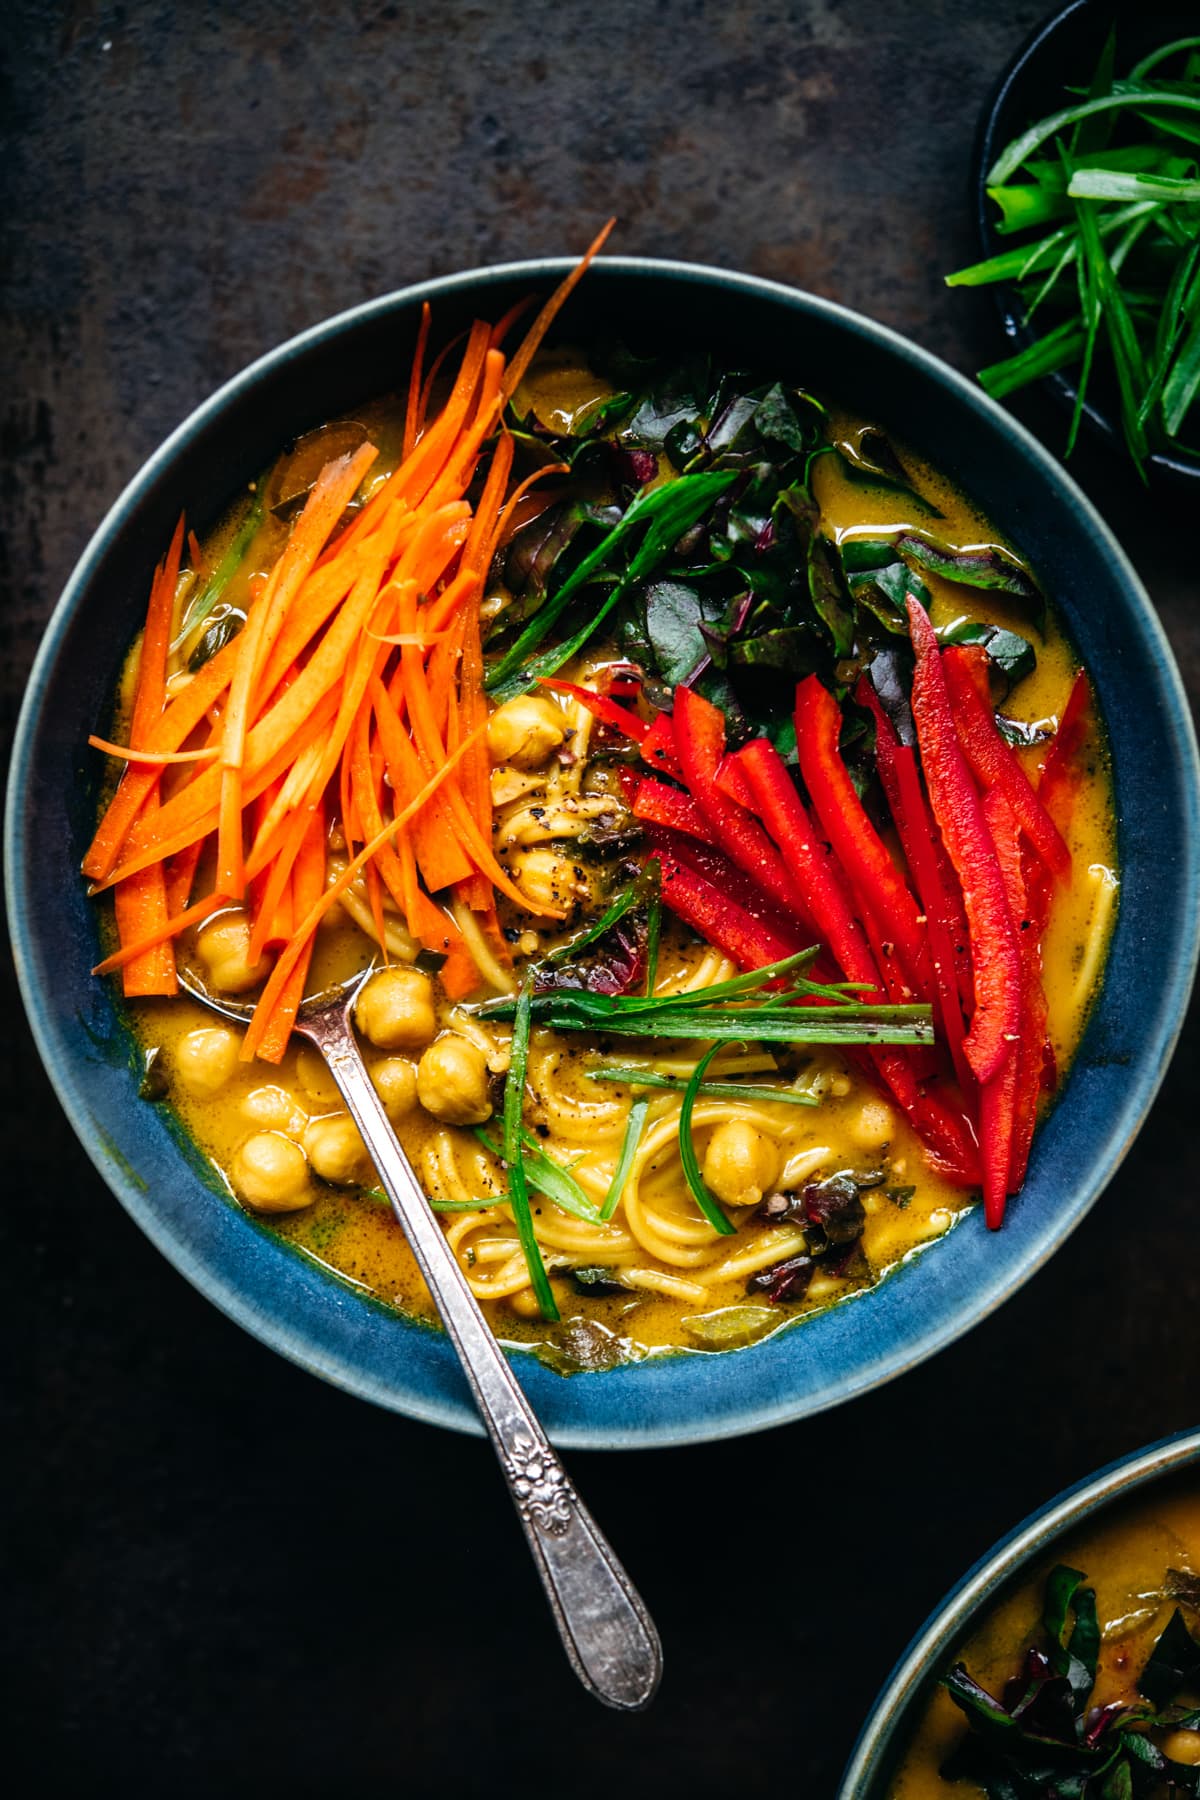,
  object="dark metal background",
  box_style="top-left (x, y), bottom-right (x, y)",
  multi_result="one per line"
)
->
top-left (3, 3), bottom-right (1196, 1793)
